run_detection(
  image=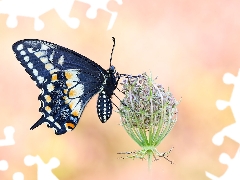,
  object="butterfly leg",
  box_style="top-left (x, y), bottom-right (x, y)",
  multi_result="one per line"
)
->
top-left (111, 101), bottom-right (120, 111)
top-left (115, 73), bottom-right (141, 94)
top-left (117, 87), bottom-right (125, 94)
top-left (113, 93), bottom-right (127, 107)
top-left (119, 74), bottom-right (141, 78)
